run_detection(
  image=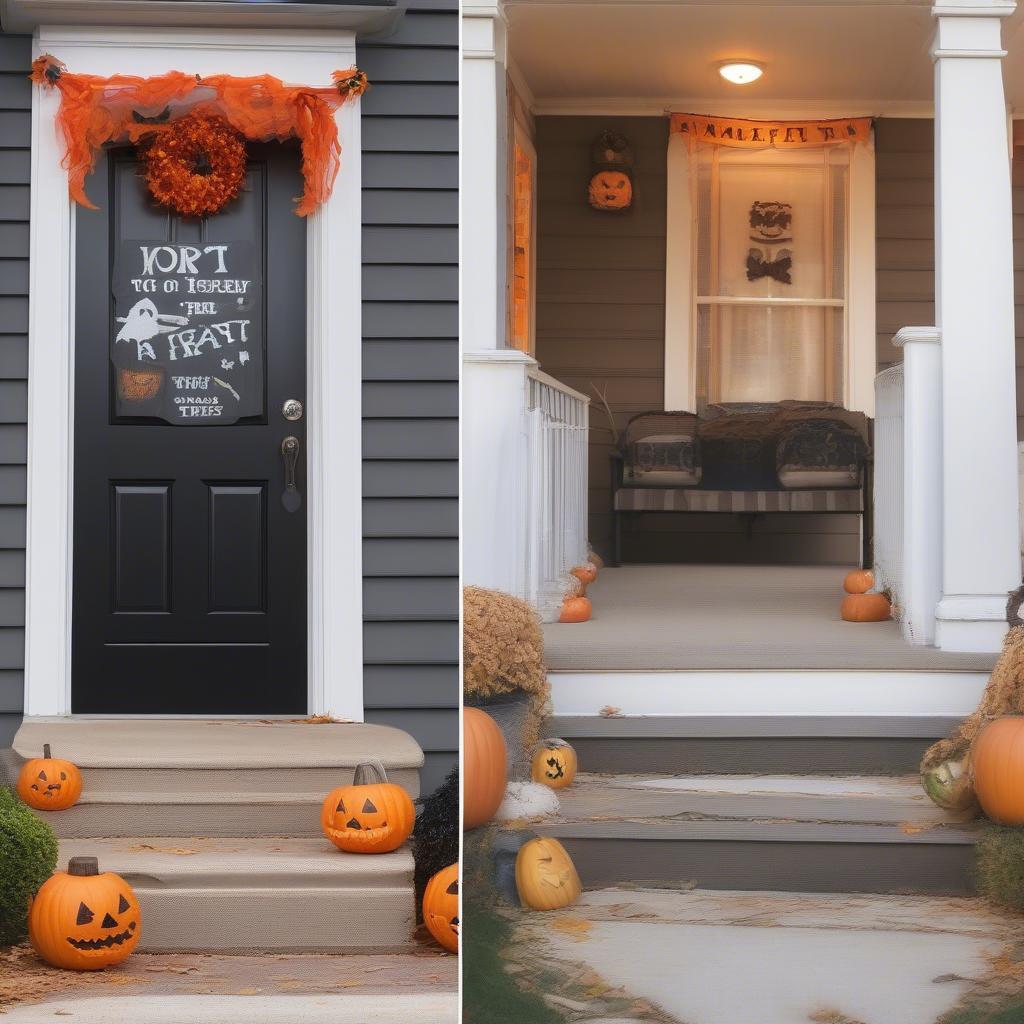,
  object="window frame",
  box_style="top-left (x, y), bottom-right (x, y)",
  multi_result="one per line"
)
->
top-left (663, 126), bottom-right (876, 415)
